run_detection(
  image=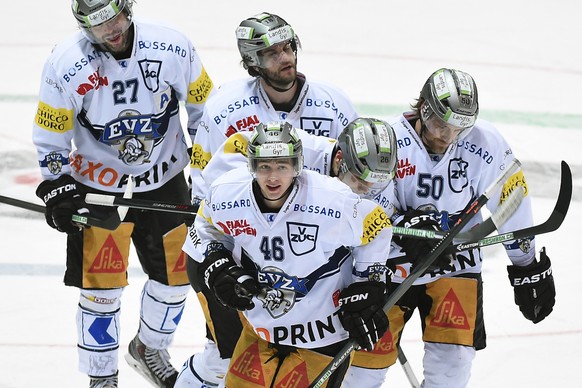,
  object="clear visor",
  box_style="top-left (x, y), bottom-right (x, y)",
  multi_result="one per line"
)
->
top-left (250, 158), bottom-right (300, 178)
top-left (257, 40), bottom-right (296, 68)
top-left (424, 114), bottom-right (466, 143)
top-left (84, 9), bottom-right (132, 44)
top-left (338, 167), bottom-right (391, 199)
